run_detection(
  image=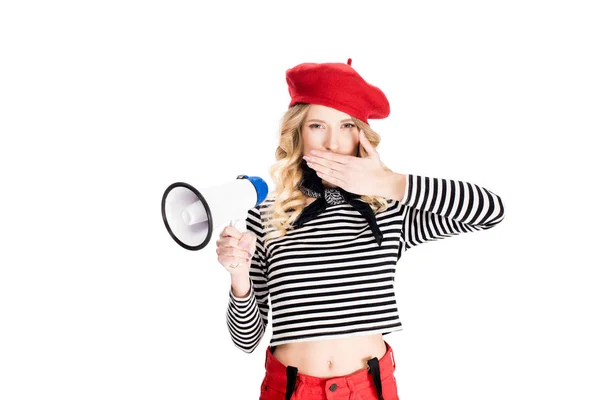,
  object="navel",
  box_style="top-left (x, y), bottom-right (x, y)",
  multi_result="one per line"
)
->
top-left (327, 360), bottom-right (333, 369)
